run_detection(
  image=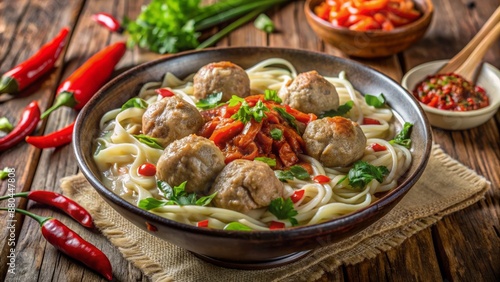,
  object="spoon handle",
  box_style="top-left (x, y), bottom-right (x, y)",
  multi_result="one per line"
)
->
top-left (438, 6), bottom-right (500, 74)
top-left (454, 22), bottom-right (500, 82)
